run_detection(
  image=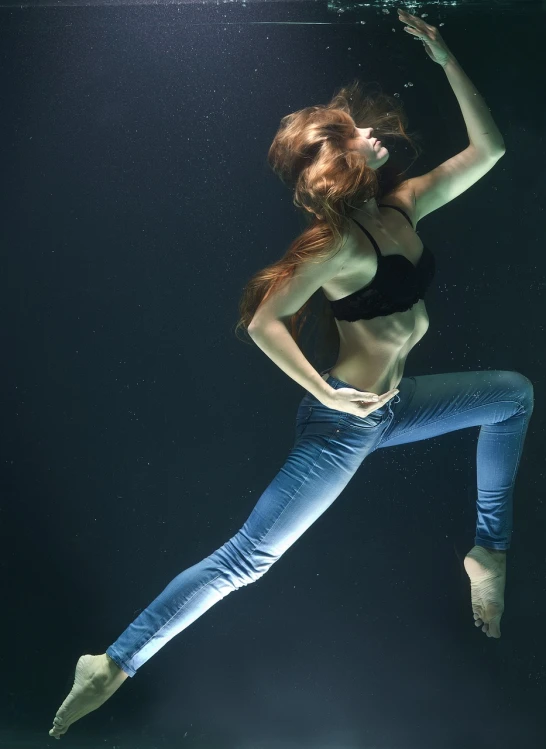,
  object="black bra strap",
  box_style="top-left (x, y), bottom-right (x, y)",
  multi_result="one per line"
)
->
top-left (350, 217), bottom-right (381, 258)
top-left (379, 203), bottom-right (413, 229)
